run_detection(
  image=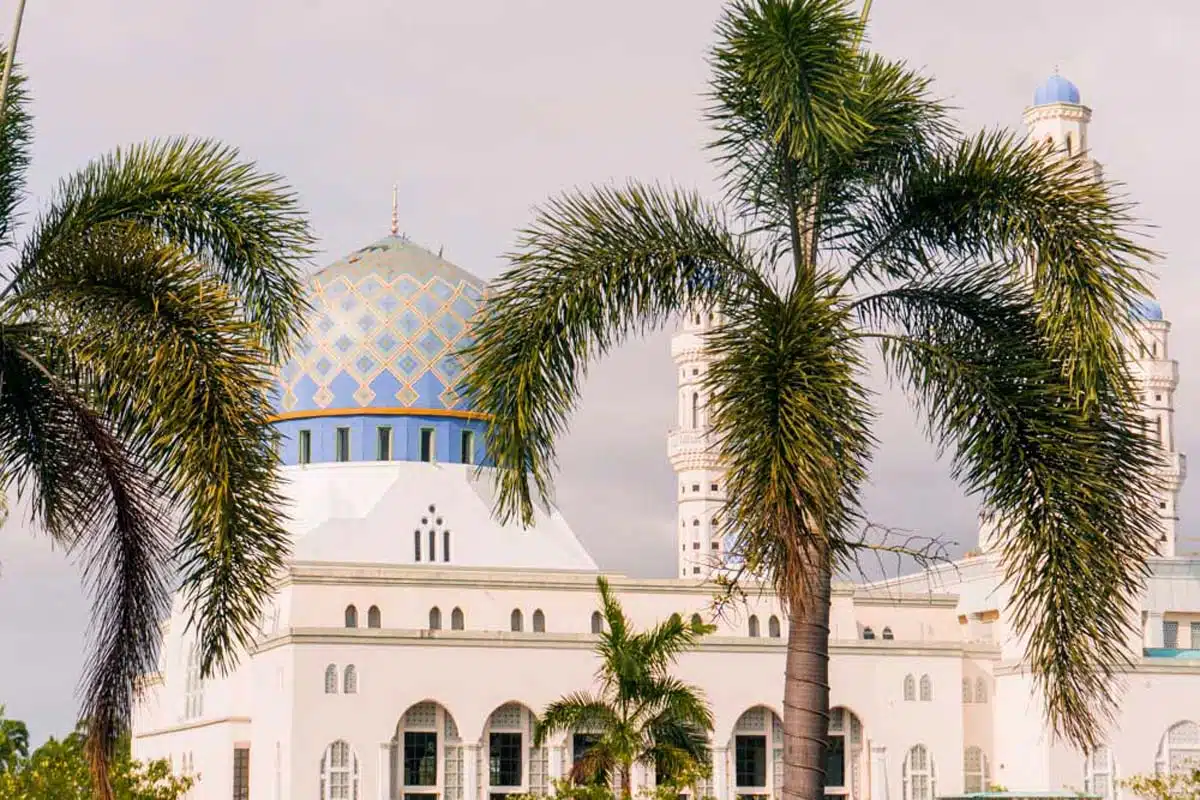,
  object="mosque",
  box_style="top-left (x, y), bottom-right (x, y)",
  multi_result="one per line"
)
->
top-left (131, 75), bottom-right (1200, 800)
